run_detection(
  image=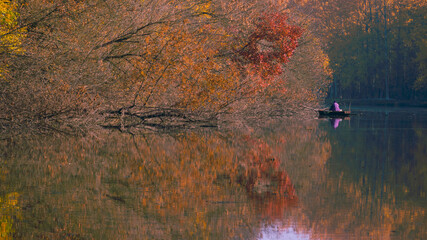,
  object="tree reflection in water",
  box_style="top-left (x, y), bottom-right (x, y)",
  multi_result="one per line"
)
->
top-left (0, 120), bottom-right (323, 239)
top-left (0, 114), bottom-right (426, 239)
top-left (237, 136), bottom-right (298, 222)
